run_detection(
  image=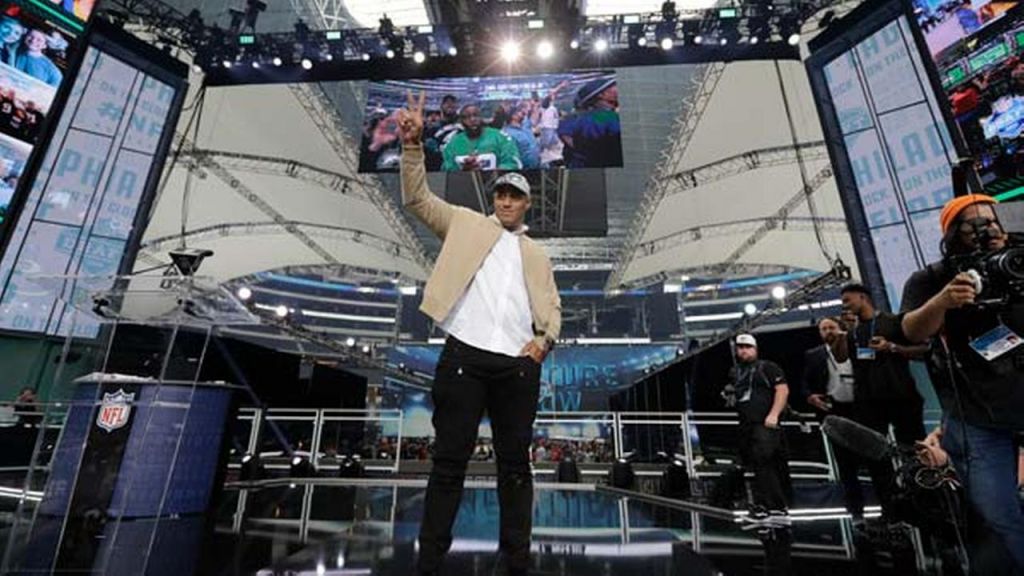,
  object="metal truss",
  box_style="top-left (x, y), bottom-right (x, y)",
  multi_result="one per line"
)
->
top-left (287, 83), bottom-right (434, 275)
top-left (232, 263), bottom-right (413, 286)
top-left (613, 263), bottom-right (798, 294)
top-left (618, 164), bottom-right (837, 291)
top-left (717, 164), bottom-right (836, 277)
top-left (140, 221), bottom-right (408, 258)
top-left (607, 61), bottom-right (727, 291)
top-left (643, 258), bottom-right (852, 378)
top-left (306, 0), bottom-right (356, 29)
top-left (662, 141), bottom-right (828, 197)
top-left (179, 149), bottom-right (375, 203)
